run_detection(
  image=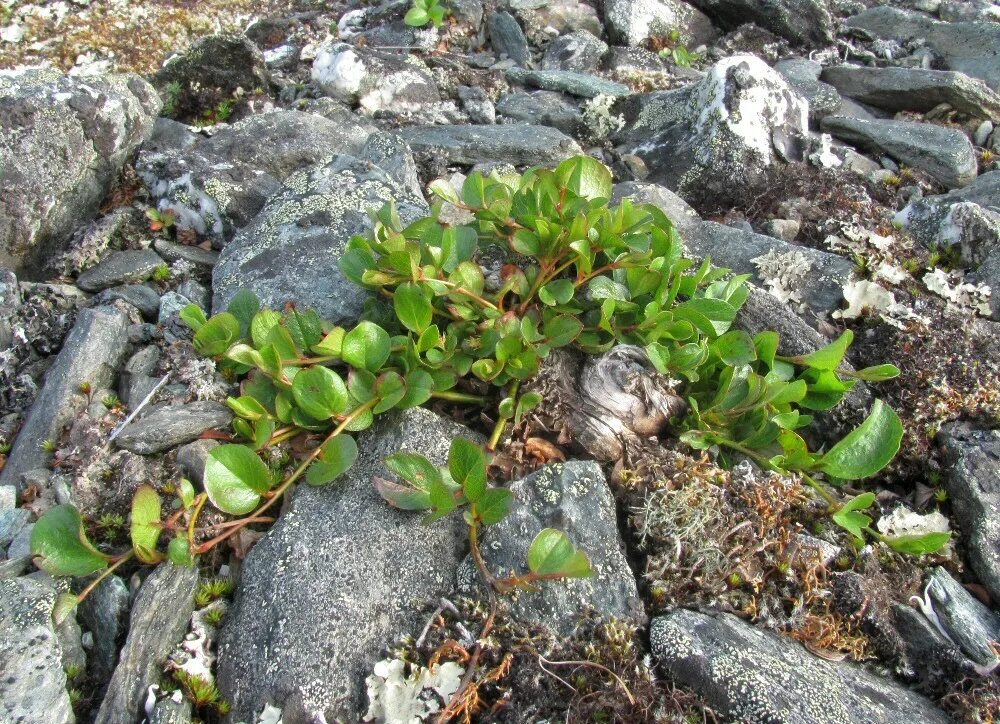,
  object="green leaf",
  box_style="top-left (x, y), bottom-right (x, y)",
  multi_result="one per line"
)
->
top-left (313, 327), bottom-right (346, 357)
top-left (587, 276), bottom-right (630, 302)
top-left (852, 364), bottom-right (901, 383)
top-left (527, 528), bottom-right (593, 577)
top-left (673, 298), bottom-right (737, 337)
top-left (424, 478), bottom-right (459, 523)
top-left (342, 321), bottom-right (391, 372)
top-left (394, 282), bottom-right (433, 334)
top-left (374, 476), bottom-right (432, 510)
top-left (204, 445), bottom-right (274, 515)
top-left (884, 531), bottom-right (952, 556)
top-left (475, 488), bottom-right (512, 525)
top-left (130, 485), bottom-right (162, 564)
top-left (397, 369), bottom-right (435, 409)
top-left (538, 279), bottom-right (574, 306)
top-left (167, 538), bottom-right (196, 567)
top-left (193, 312), bottom-right (241, 357)
top-left (515, 391), bottom-right (542, 425)
top-left (306, 435), bottom-right (359, 486)
top-left (226, 289), bottom-right (260, 339)
top-left (30, 505), bottom-right (110, 577)
top-left (292, 366), bottom-right (350, 420)
top-left (403, 6), bottom-right (429, 25)
top-left (554, 156), bottom-right (613, 201)
top-left (832, 492), bottom-right (876, 546)
top-left (800, 330), bottom-right (853, 371)
top-left (449, 438), bottom-right (487, 502)
top-left (374, 371), bottom-right (407, 413)
top-left (348, 368), bottom-right (377, 403)
top-left (712, 330), bottom-right (756, 365)
top-left (227, 395), bottom-right (269, 421)
top-left (177, 479), bottom-right (196, 508)
top-left (385, 452), bottom-right (442, 492)
top-left (251, 310), bottom-right (283, 348)
top-left (179, 304), bottom-right (208, 332)
top-left (543, 314), bottom-right (583, 347)
top-left (53, 592), bottom-right (80, 626)
top-left (818, 400), bottom-right (903, 480)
